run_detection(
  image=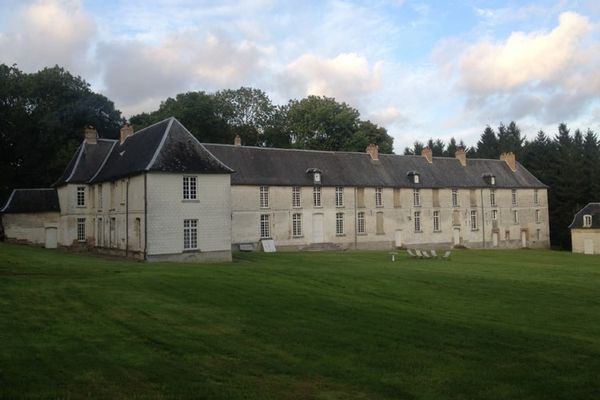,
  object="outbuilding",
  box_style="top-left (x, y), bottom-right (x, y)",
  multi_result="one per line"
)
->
top-left (569, 203), bottom-right (600, 255)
